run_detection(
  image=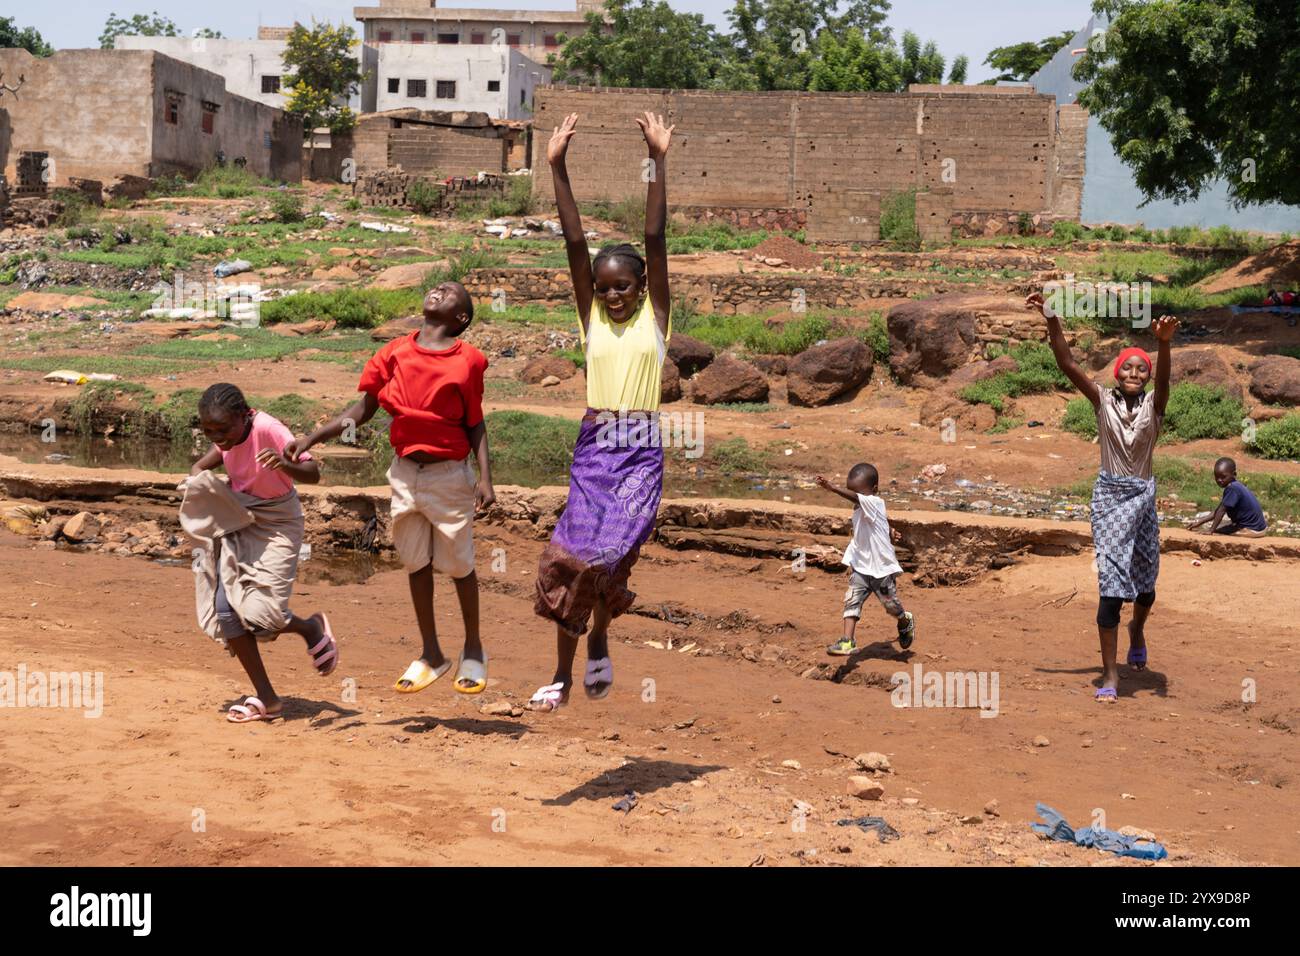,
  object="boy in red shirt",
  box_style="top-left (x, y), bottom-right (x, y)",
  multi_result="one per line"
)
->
top-left (289, 281), bottom-right (496, 694)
